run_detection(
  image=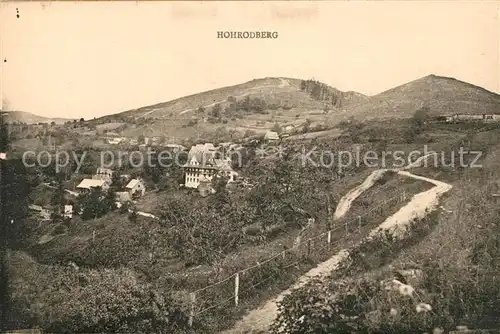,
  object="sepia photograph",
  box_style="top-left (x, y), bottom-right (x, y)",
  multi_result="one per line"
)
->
top-left (0, 1), bottom-right (499, 333)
